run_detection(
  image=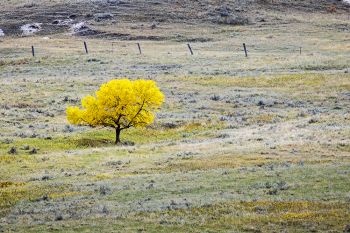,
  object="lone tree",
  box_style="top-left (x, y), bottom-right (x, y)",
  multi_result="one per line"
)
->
top-left (66, 79), bottom-right (164, 144)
